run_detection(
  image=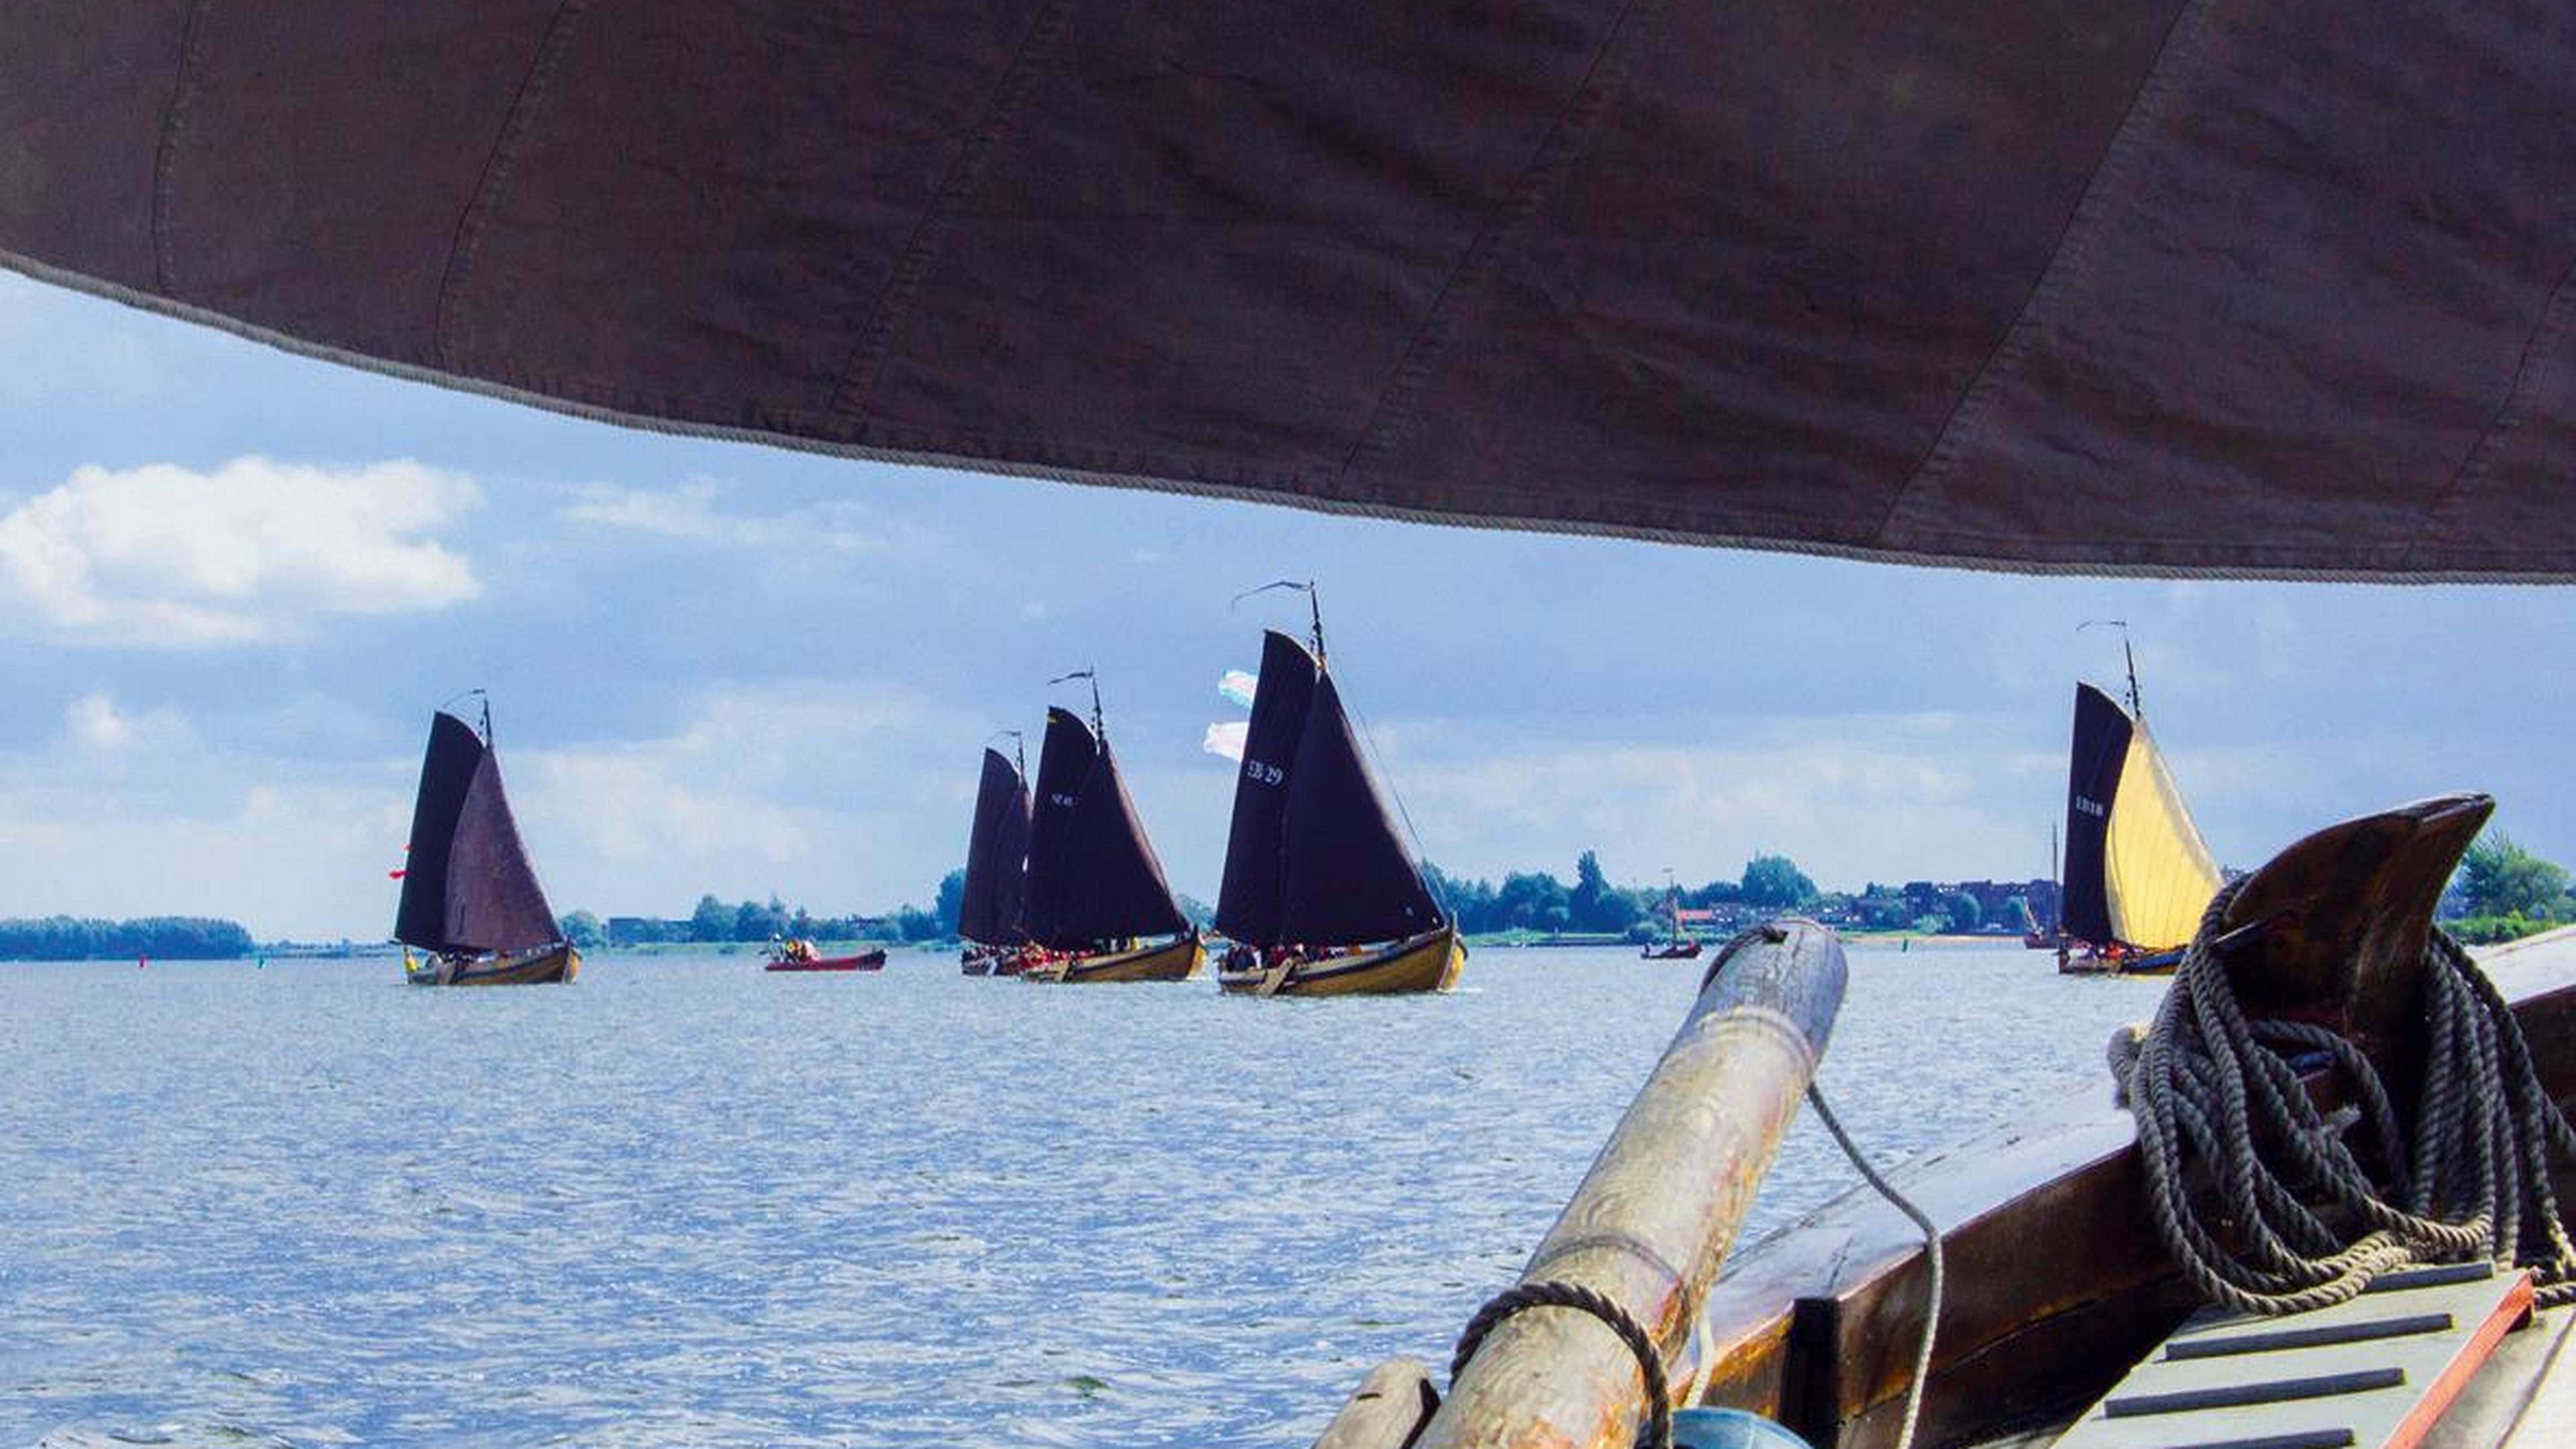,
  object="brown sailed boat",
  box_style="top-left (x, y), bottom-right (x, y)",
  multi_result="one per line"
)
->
top-left (1644, 876), bottom-right (1704, 961)
top-left (394, 700), bottom-right (578, 987)
top-left (1307, 795), bottom-right (2576, 1449)
top-left (1016, 679), bottom-right (1201, 985)
top-left (1212, 599), bottom-right (1462, 998)
top-left (957, 739), bottom-right (1034, 977)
